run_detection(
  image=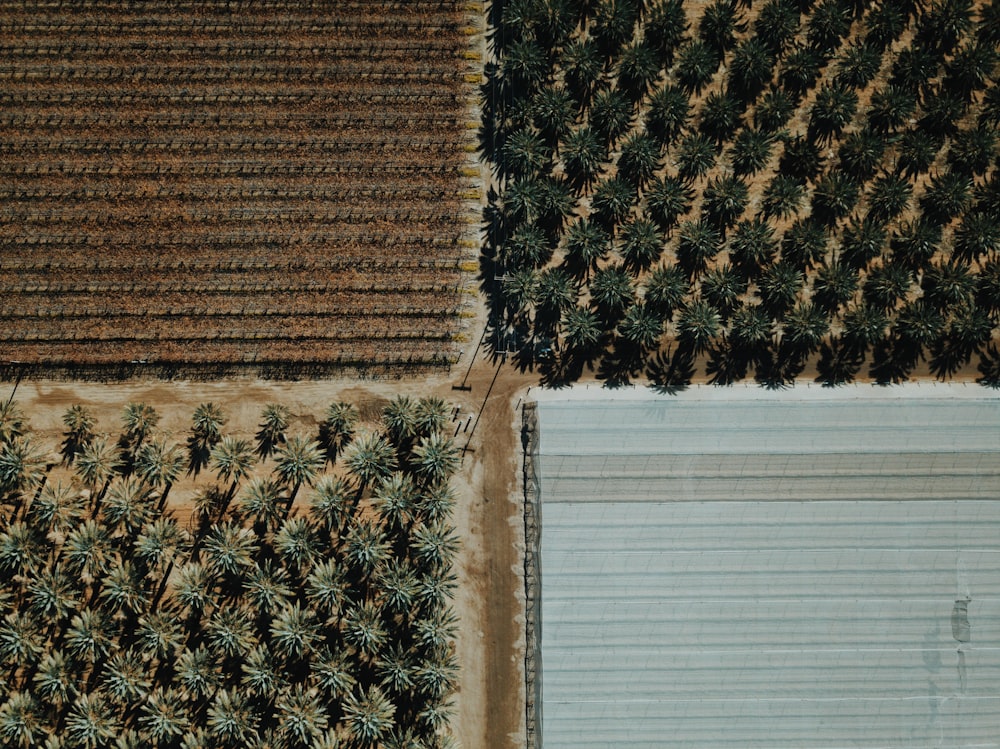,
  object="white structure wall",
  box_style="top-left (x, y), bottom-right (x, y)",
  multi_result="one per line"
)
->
top-left (534, 386), bottom-right (1000, 749)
